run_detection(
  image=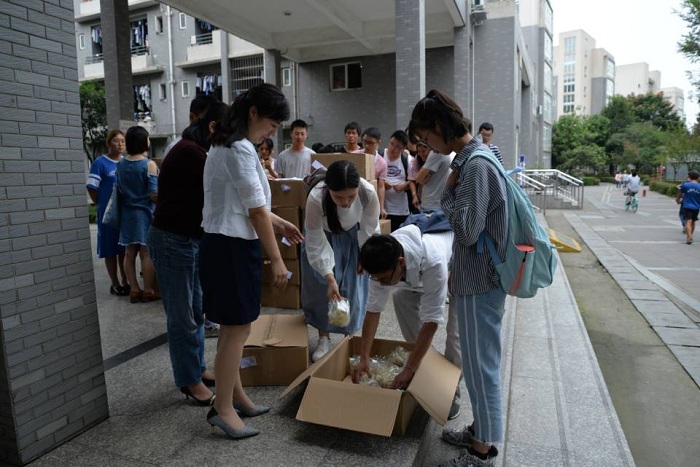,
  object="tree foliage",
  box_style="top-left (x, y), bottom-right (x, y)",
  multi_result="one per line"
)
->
top-left (678, 0), bottom-right (700, 106)
top-left (79, 81), bottom-right (107, 163)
